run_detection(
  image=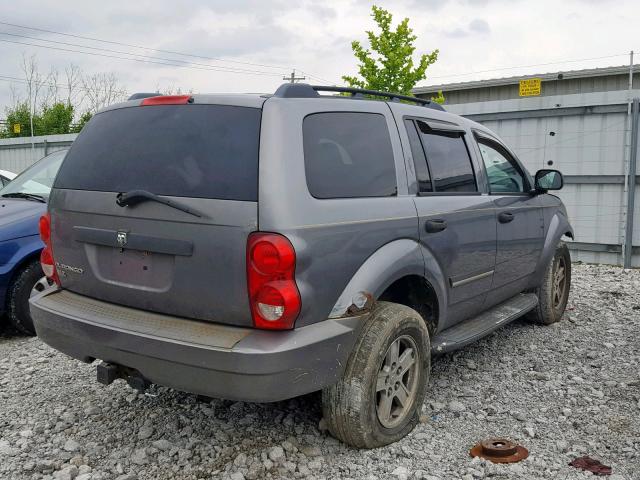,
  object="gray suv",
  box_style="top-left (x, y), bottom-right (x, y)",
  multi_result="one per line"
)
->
top-left (30, 84), bottom-right (573, 448)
